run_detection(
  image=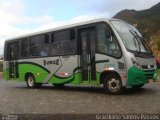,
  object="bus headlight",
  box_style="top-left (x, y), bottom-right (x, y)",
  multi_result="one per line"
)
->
top-left (131, 59), bottom-right (141, 69)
